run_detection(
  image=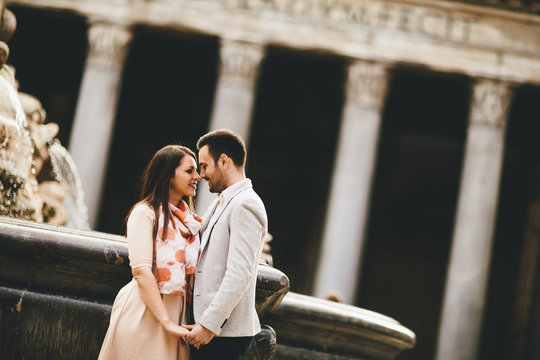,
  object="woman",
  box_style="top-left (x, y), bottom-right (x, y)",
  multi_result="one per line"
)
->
top-left (99, 145), bottom-right (202, 360)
